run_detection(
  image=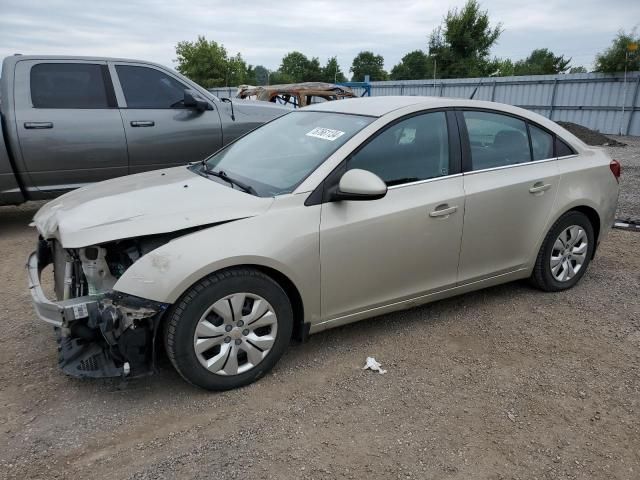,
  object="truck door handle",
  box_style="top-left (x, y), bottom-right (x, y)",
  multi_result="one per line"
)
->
top-left (24, 122), bottom-right (53, 129)
top-left (130, 121), bottom-right (155, 127)
top-left (529, 182), bottom-right (551, 194)
top-left (429, 204), bottom-right (458, 218)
